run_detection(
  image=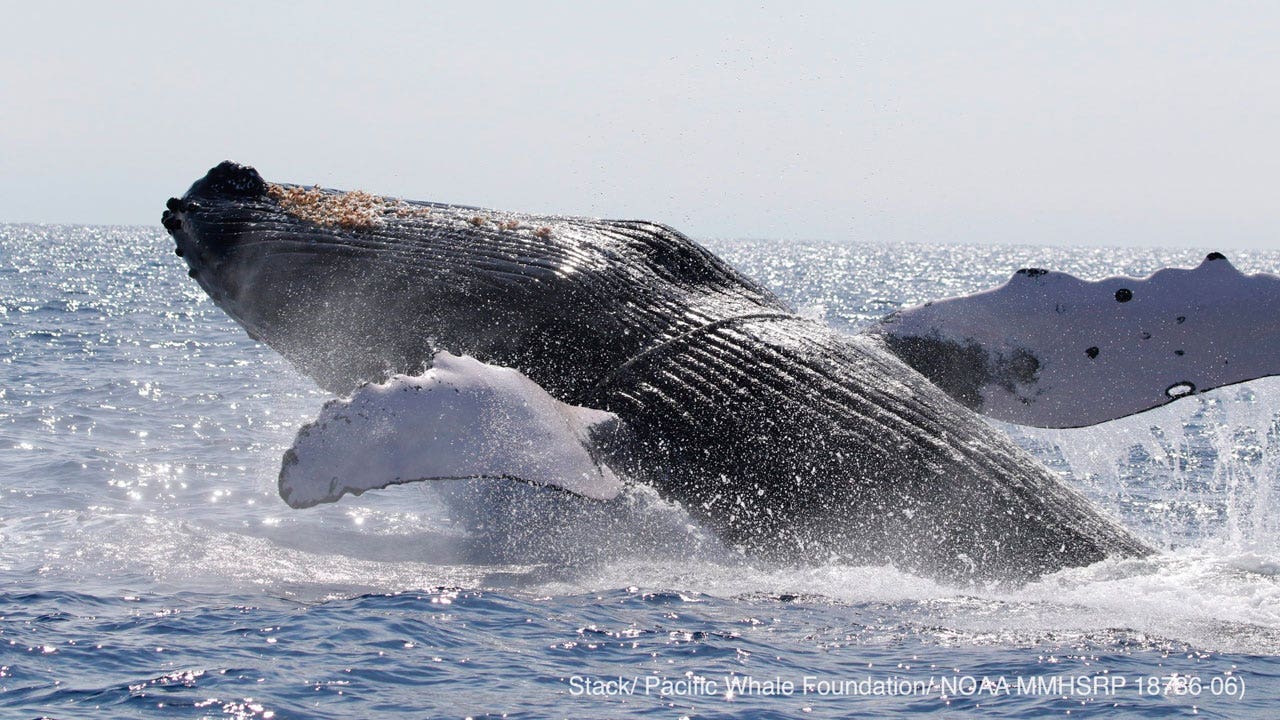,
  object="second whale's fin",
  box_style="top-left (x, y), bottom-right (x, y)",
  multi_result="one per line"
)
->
top-left (278, 352), bottom-right (624, 508)
top-left (876, 253), bottom-right (1280, 428)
